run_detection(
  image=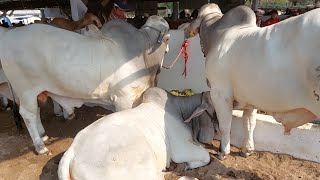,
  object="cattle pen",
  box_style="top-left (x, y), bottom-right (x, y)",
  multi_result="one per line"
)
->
top-left (1, 0), bottom-right (320, 179)
top-left (0, 30), bottom-right (320, 180)
top-left (1, 103), bottom-right (320, 180)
